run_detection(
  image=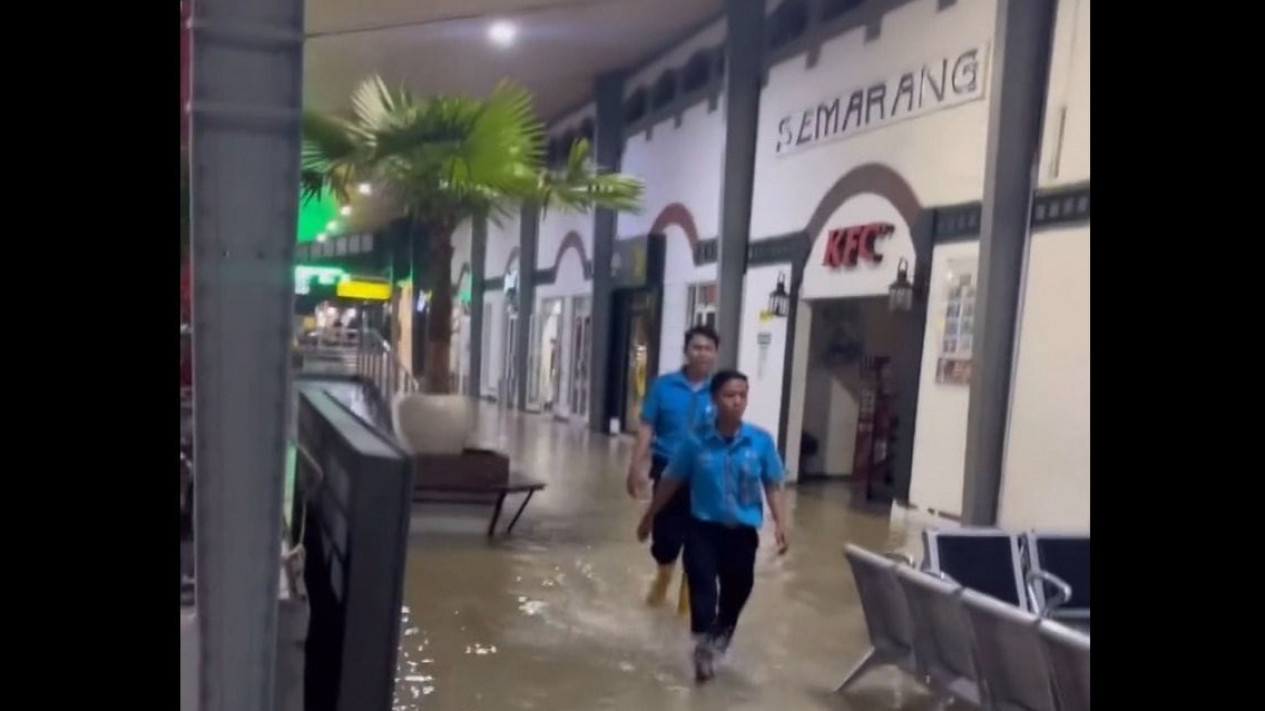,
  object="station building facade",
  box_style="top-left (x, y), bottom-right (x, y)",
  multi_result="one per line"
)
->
top-left (448, 0), bottom-right (1090, 531)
